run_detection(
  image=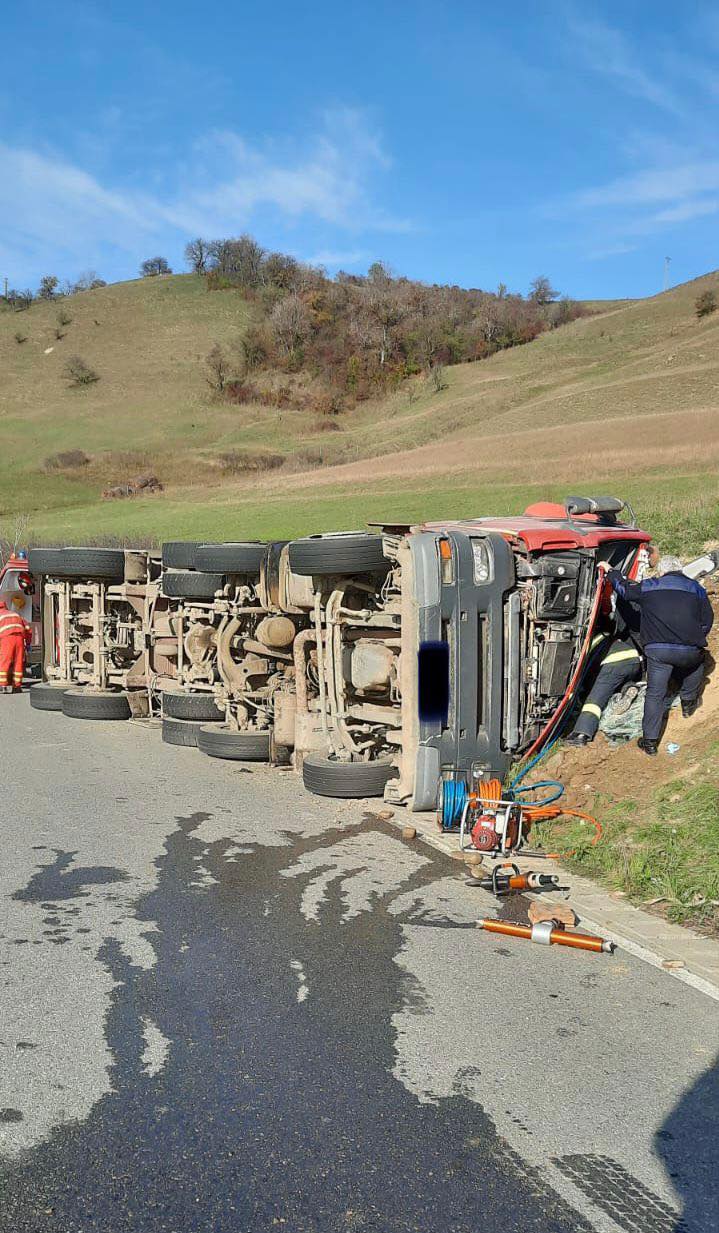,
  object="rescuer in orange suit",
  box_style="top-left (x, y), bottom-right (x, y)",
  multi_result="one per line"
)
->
top-left (0, 598), bottom-right (32, 692)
